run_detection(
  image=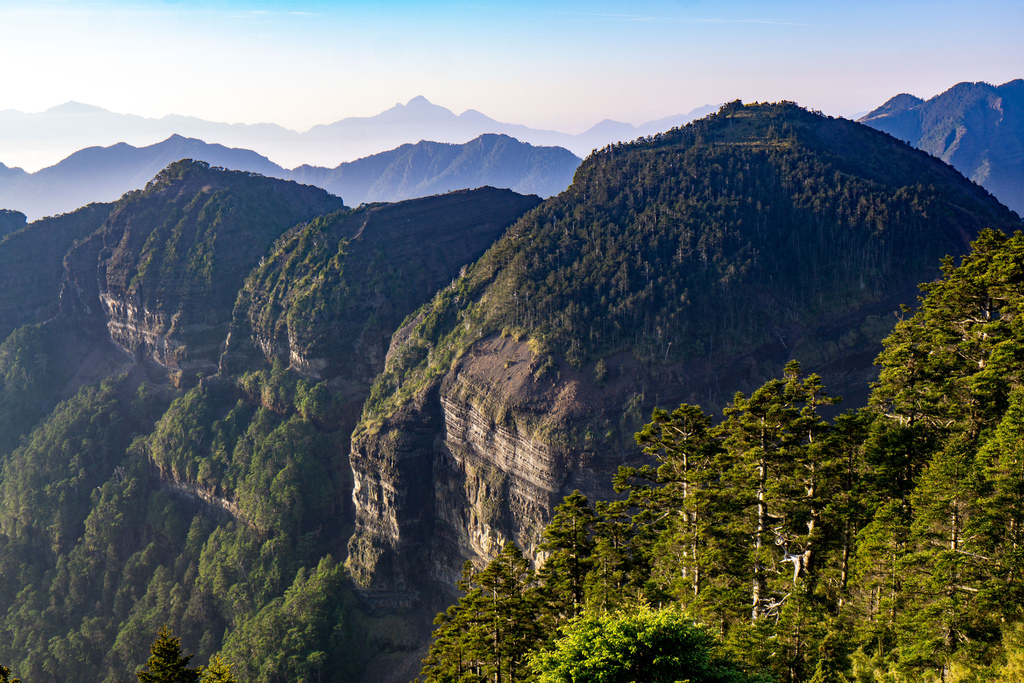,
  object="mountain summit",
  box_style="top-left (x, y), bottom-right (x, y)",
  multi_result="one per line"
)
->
top-left (860, 79), bottom-right (1024, 215)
